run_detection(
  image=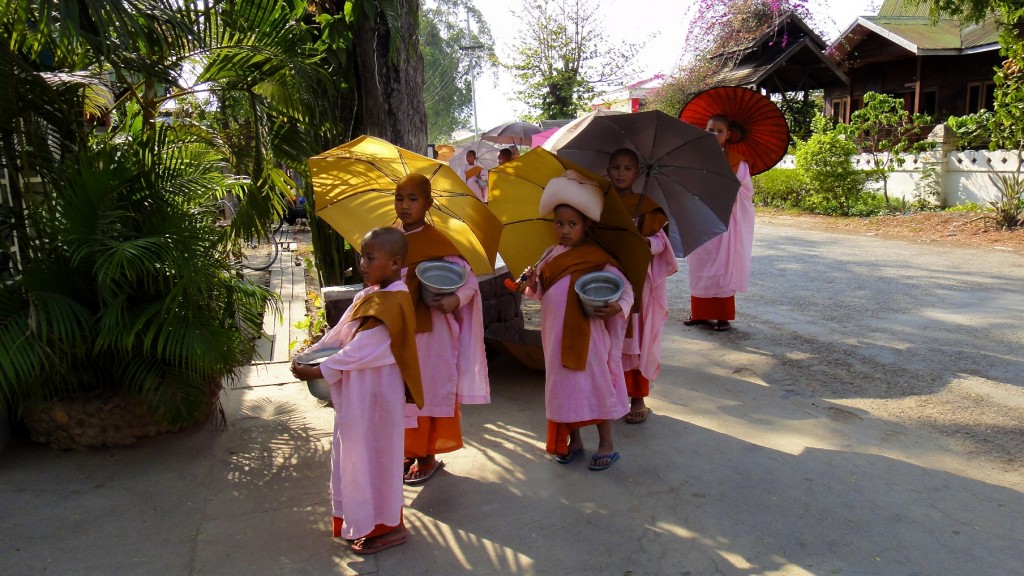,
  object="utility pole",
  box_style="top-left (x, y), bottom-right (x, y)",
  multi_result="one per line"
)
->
top-left (459, 9), bottom-right (483, 140)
